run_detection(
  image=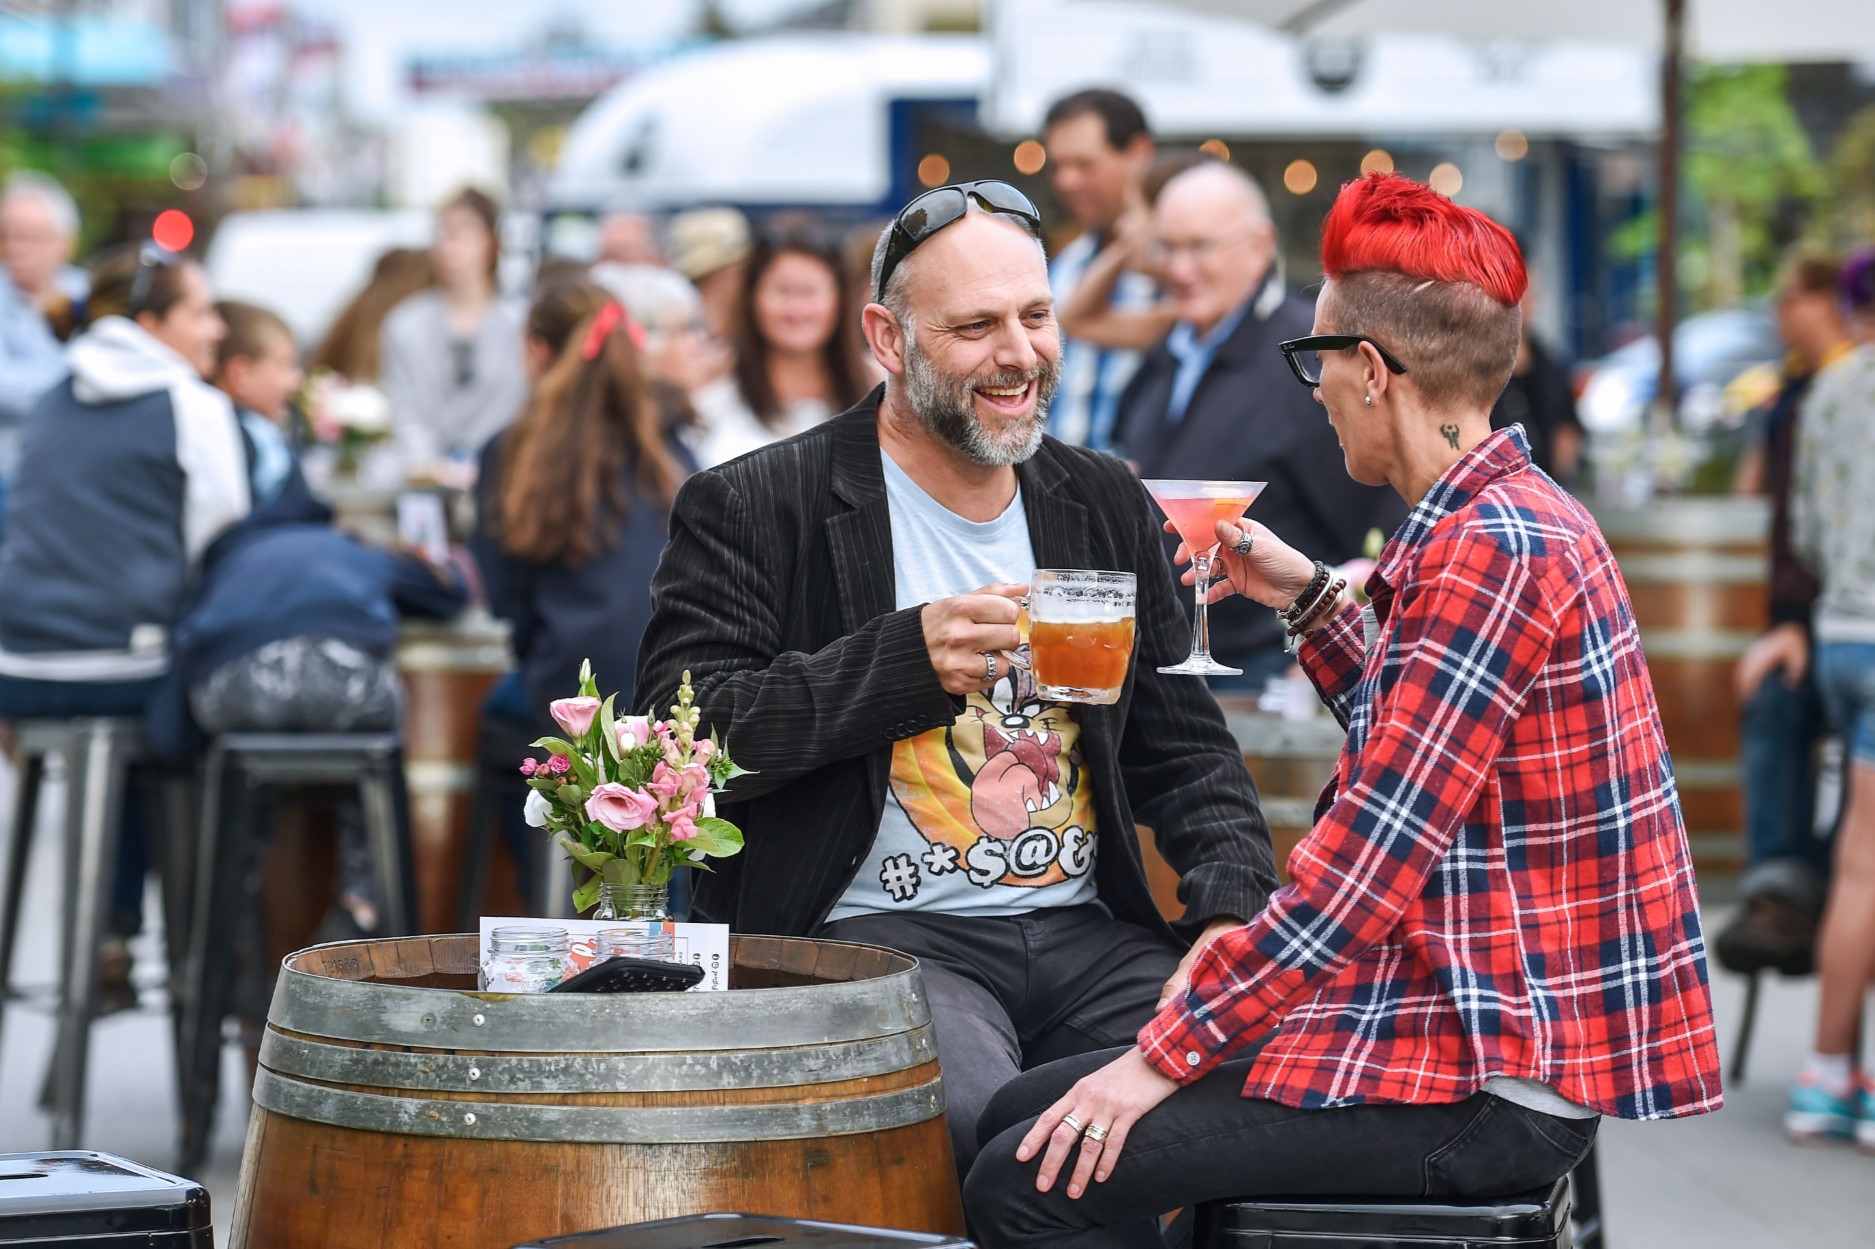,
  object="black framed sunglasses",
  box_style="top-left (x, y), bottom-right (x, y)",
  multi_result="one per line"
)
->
top-left (129, 241), bottom-right (180, 317)
top-left (1278, 334), bottom-right (1410, 388)
top-left (874, 180), bottom-right (1043, 301)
